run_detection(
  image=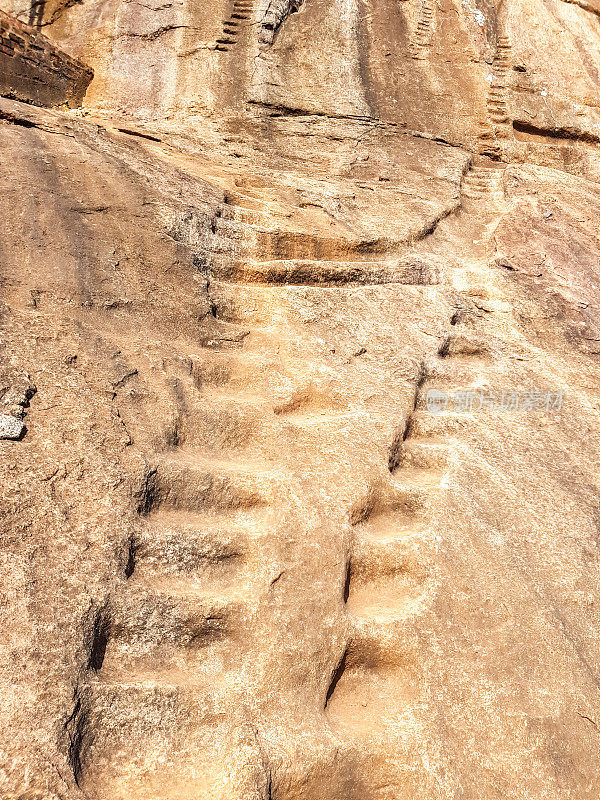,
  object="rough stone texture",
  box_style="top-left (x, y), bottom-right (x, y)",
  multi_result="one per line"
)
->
top-left (0, 414), bottom-right (23, 438)
top-left (0, 10), bottom-right (92, 107)
top-left (1, 1), bottom-right (600, 798)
